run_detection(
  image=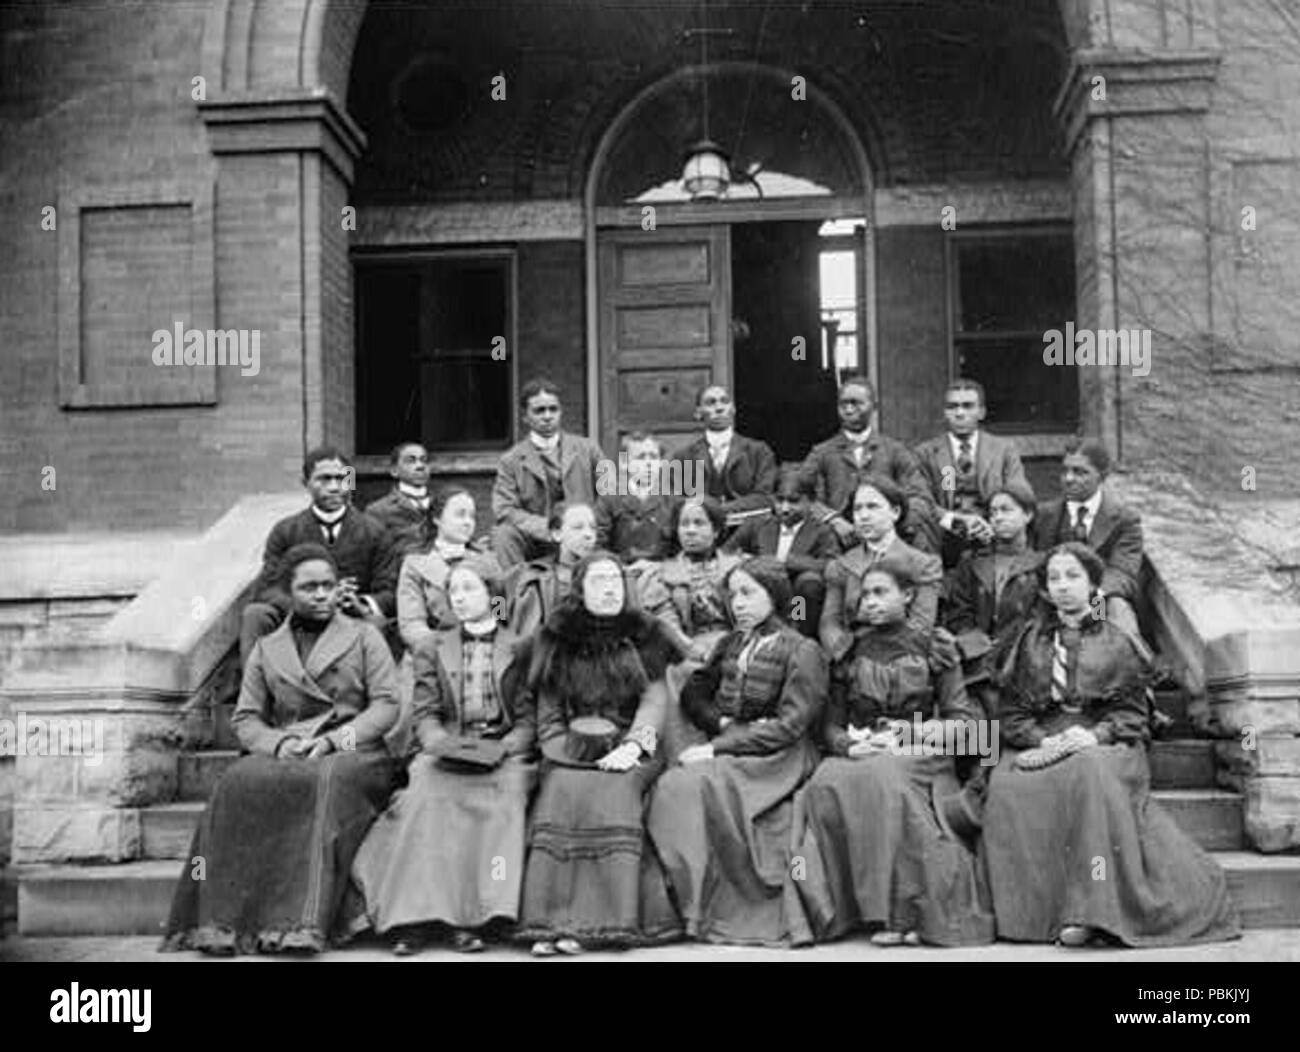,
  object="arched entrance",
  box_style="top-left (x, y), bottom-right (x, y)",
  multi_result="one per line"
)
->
top-left (585, 62), bottom-right (875, 461)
